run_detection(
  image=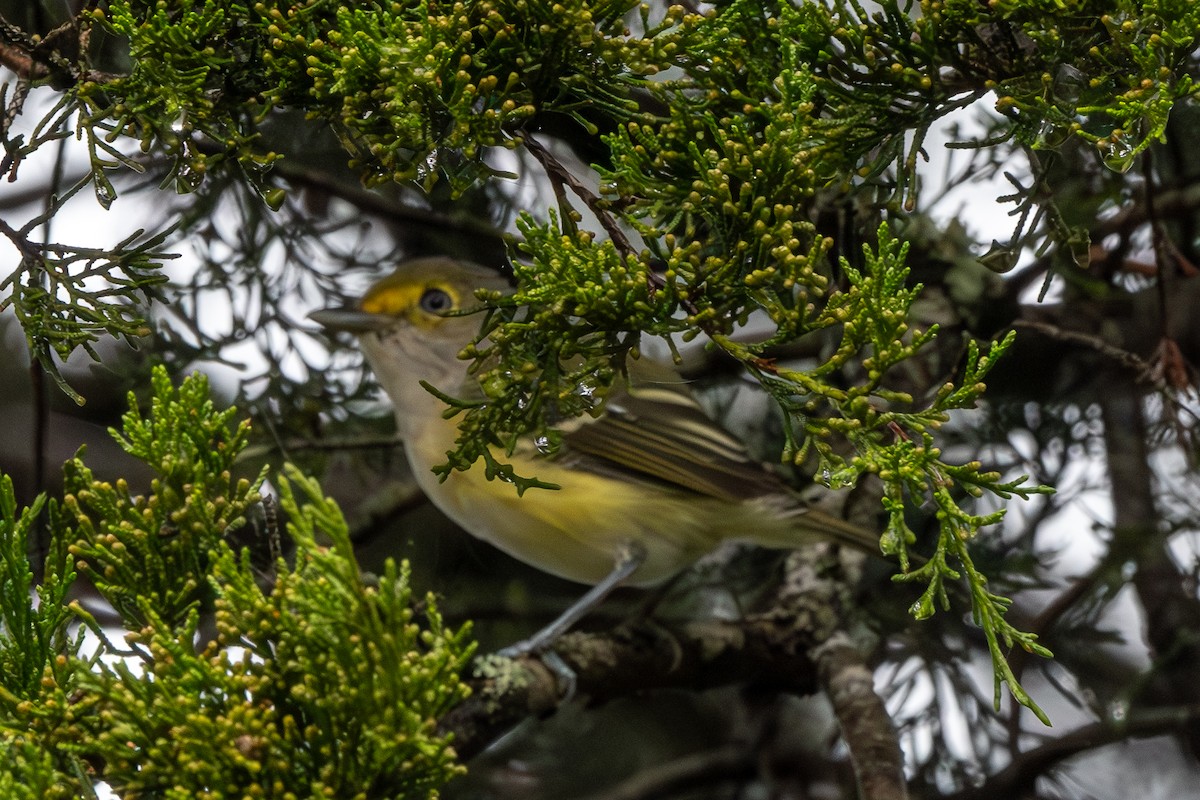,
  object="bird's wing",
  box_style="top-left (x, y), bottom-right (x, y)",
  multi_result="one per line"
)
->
top-left (553, 366), bottom-right (792, 503)
top-left (452, 361), bottom-right (880, 551)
